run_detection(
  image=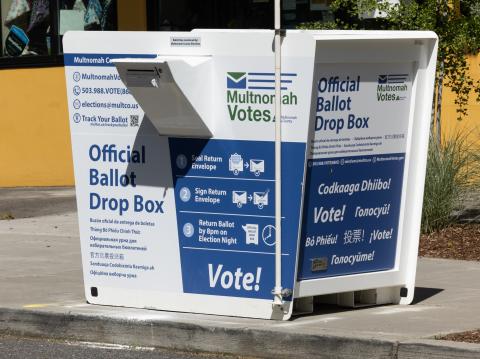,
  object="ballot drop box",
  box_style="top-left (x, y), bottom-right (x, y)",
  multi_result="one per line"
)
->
top-left (64, 30), bottom-right (438, 320)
